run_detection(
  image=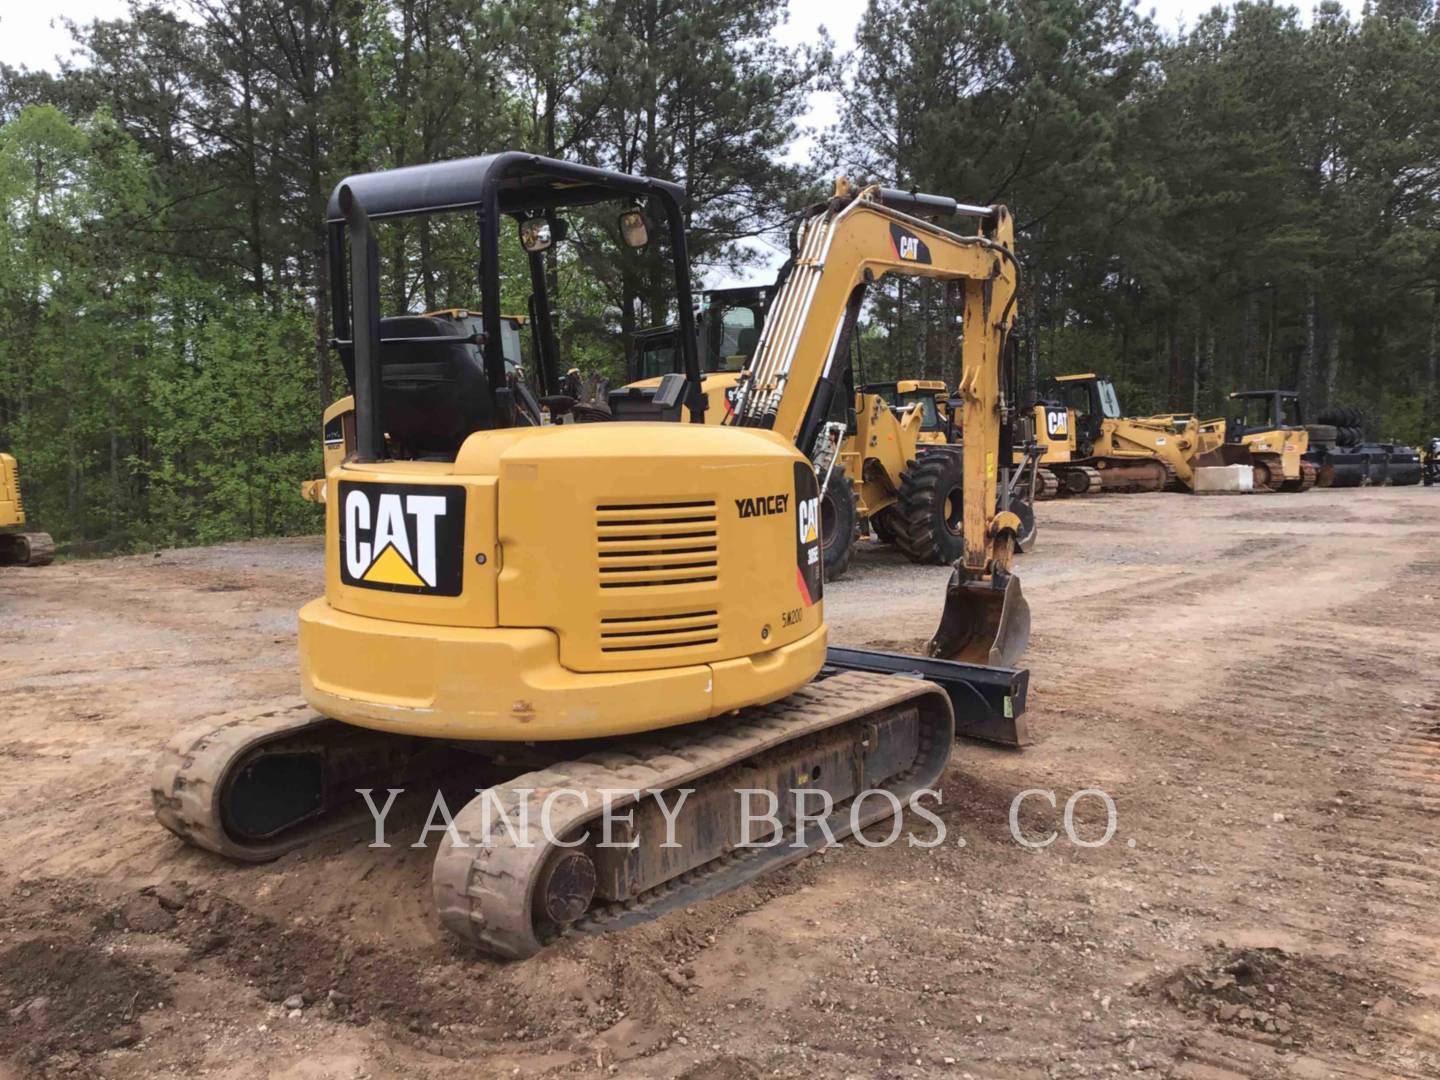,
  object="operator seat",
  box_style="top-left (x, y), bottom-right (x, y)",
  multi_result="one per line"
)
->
top-left (372, 315), bottom-right (495, 458)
